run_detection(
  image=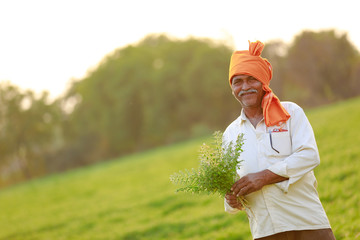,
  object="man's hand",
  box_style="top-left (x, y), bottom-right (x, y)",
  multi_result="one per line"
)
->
top-left (231, 169), bottom-right (289, 197)
top-left (225, 192), bottom-right (244, 210)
